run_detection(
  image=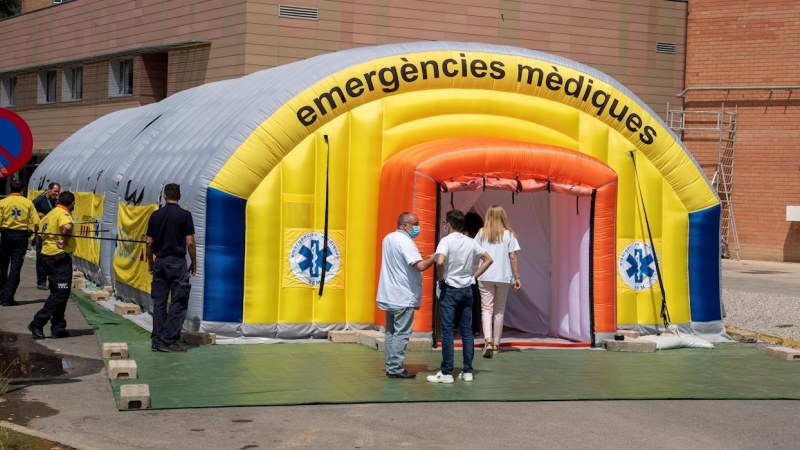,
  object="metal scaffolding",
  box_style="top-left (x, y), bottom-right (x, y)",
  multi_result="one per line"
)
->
top-left (667, 103), bottom-right (740, 259)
